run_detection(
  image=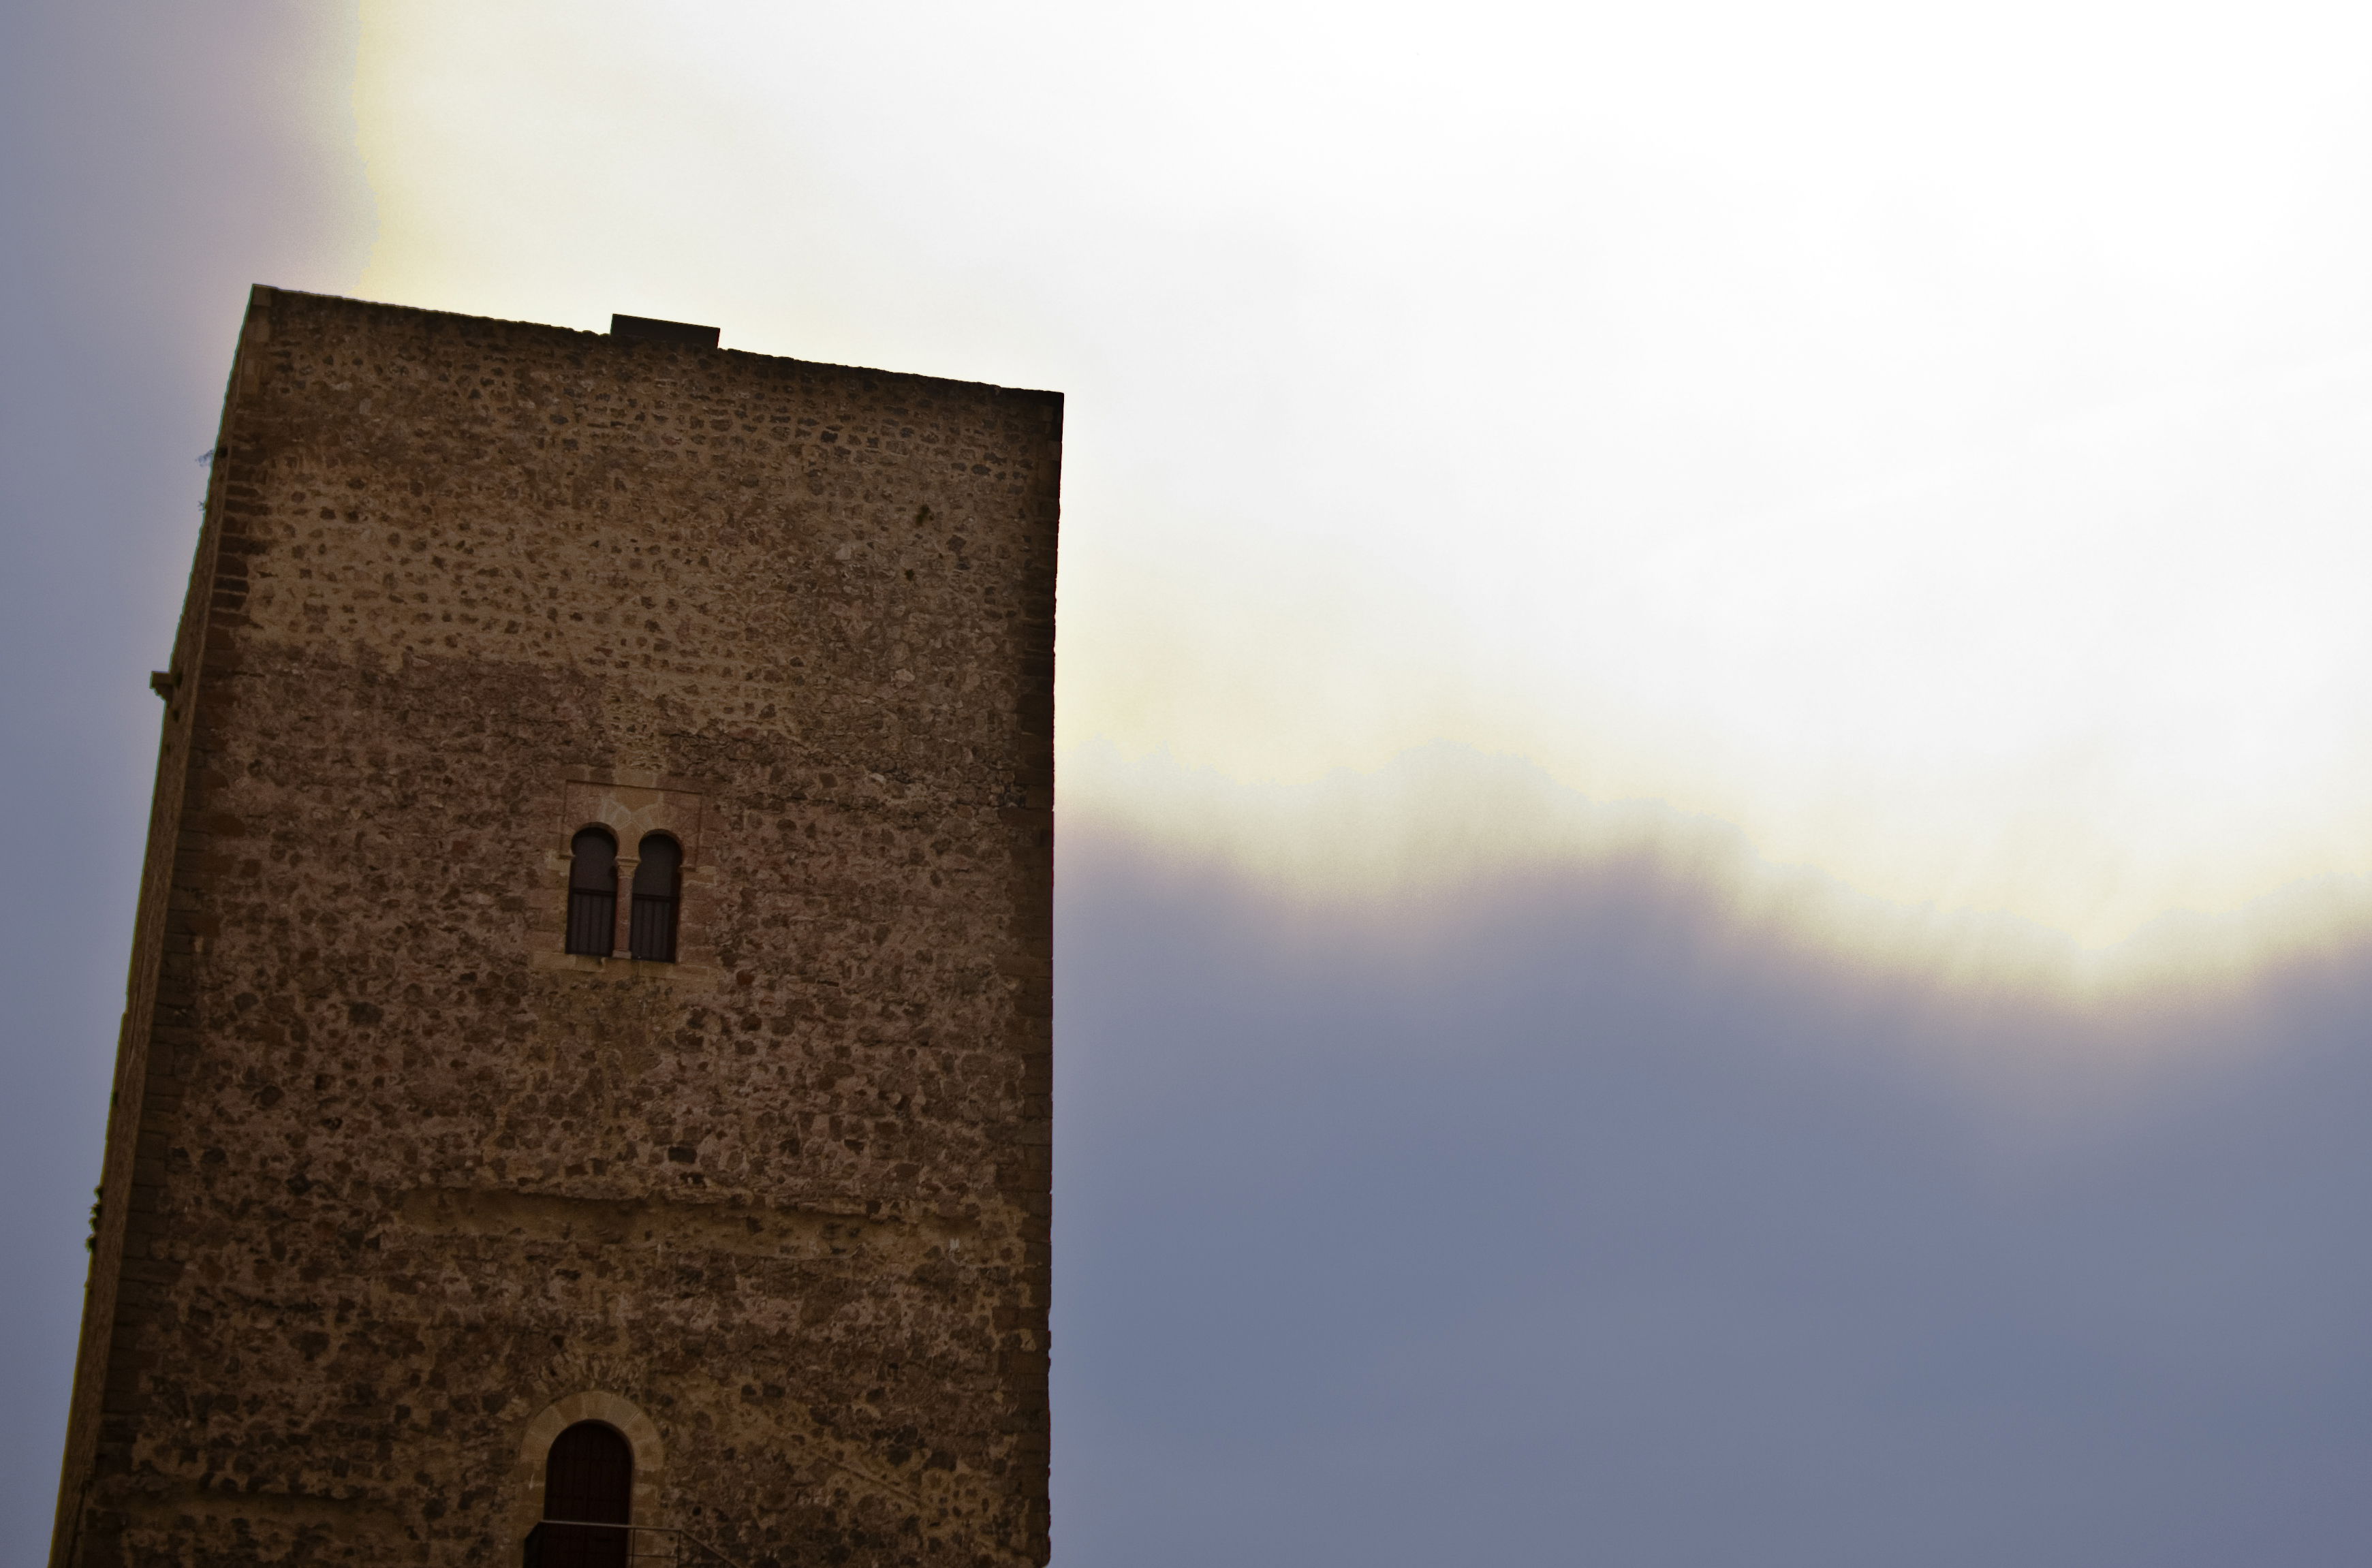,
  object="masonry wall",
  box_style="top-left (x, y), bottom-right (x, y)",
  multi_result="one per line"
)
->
top-left (50, 287), bottom-right (1059, 1568)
